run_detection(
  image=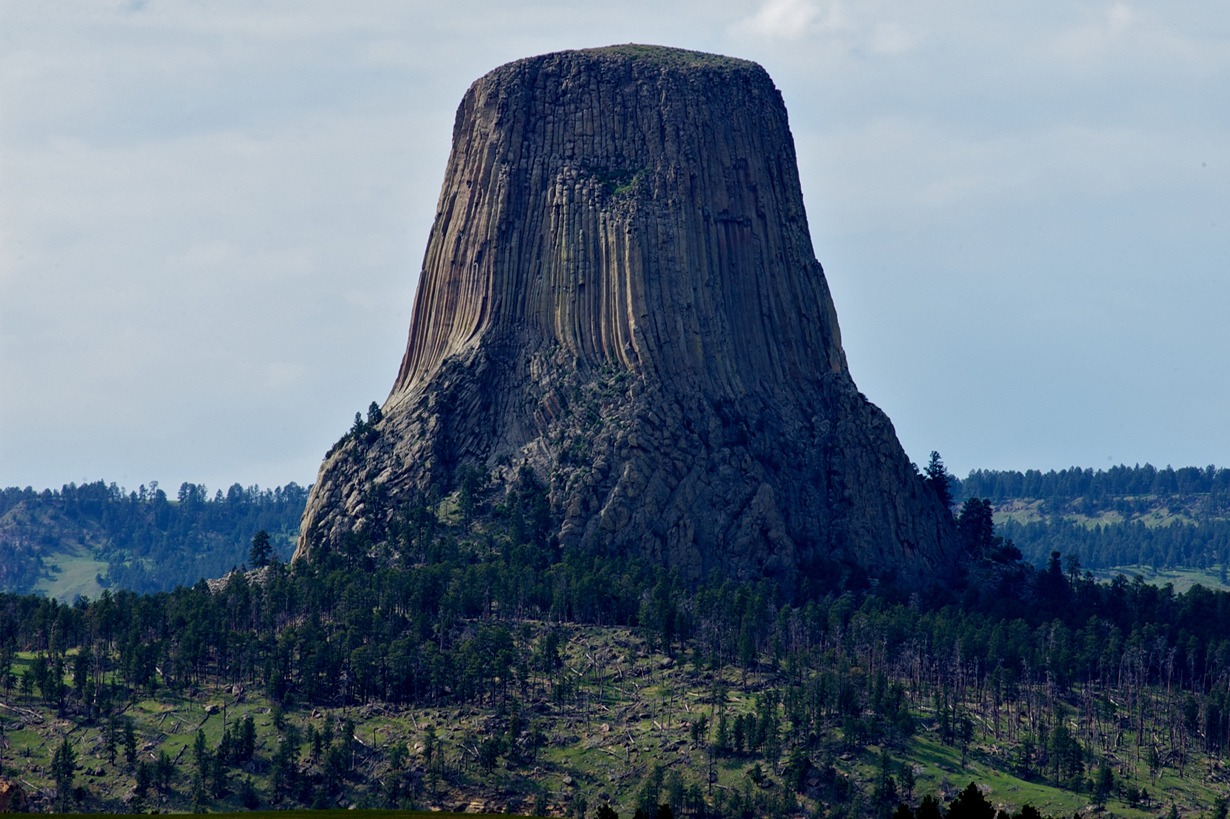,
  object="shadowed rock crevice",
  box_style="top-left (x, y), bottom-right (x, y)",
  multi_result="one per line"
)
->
top-left (296, 44), bottom-right (958, 587)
